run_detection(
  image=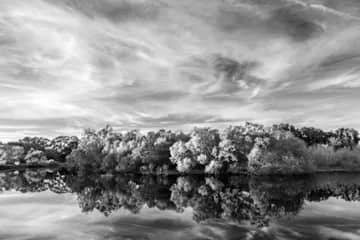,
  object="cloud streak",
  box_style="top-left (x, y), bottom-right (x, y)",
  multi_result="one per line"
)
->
top-left (1, 0), bottom-right (360, 140)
